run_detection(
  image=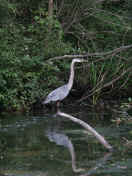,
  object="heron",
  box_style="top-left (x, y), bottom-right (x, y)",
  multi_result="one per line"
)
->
top-left (43, 58), bottom-right (86, 109)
